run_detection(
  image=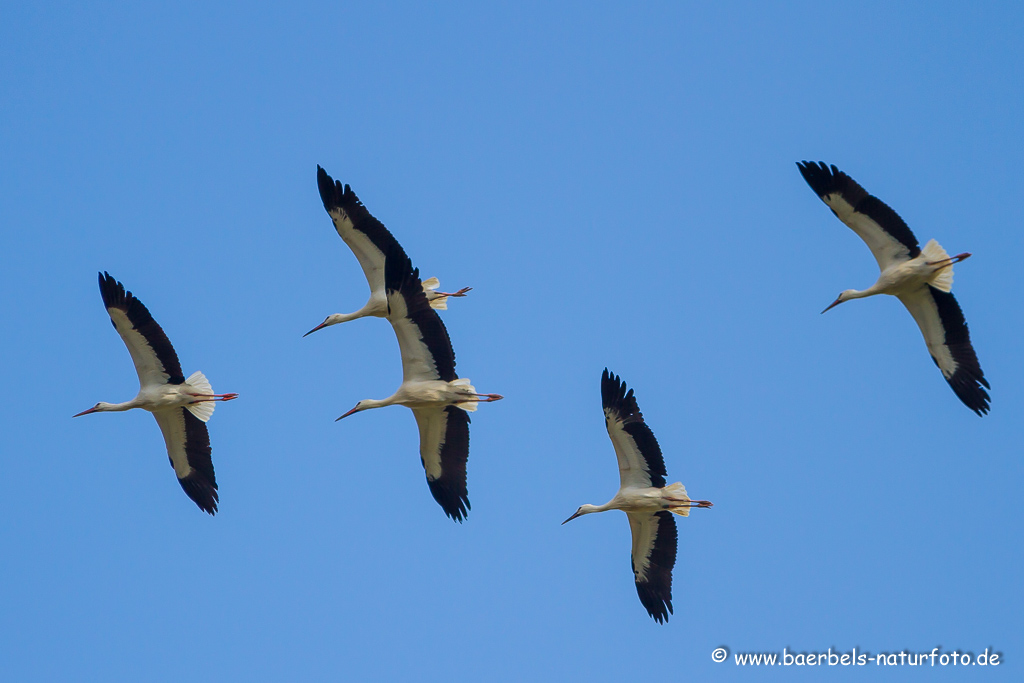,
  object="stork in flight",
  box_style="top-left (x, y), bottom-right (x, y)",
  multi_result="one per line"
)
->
top-left (563, 370), bottom-right (713, 623)
top-left (797, 161), bottom-right (990, 415)
top-left (304, 166), bottom-right (471, 336)
top-left (74, 272), bottom-right (238, 514)
top-left (336, 246), bottom-right (502, 522)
